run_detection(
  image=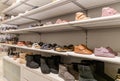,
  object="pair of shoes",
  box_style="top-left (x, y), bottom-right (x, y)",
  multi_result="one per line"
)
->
top-left (41, 43), bottom-right (53, 50)
top-left (75, 12), bottom-right (89, 21)
top-left (26, 41), bottom-right (33, 47)
top-left (26, 55), bottom-right (41, 68)
top-left (74, 44), bottom-right (93, 54)
top-left (102, 7), bottom-right (119, 17)
top-left (94, 47), bottom-right (118, 58)
top-left (59, 64), bottom-right (75, 81)
top-left (32, 43), bottom-right (41, 49)
top-left (40, 56), bottom-right (60, 74)
top-left (78, 61), bottom-right (97, 81)
top-left (56, 19), bottom-right (68, 24)
top-left (17, 41), bottom-right (26, 46)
